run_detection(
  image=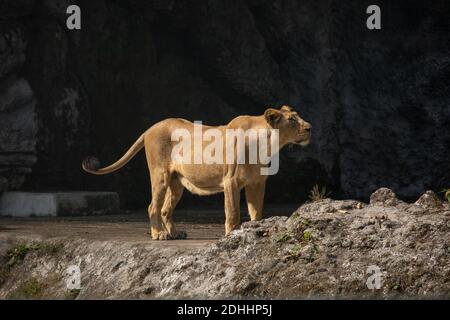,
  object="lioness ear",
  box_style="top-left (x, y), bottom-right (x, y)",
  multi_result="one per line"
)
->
top-left (280, 105), bottom-right (293, 112)
top-left (264, 108), bottom-right (282, 127)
